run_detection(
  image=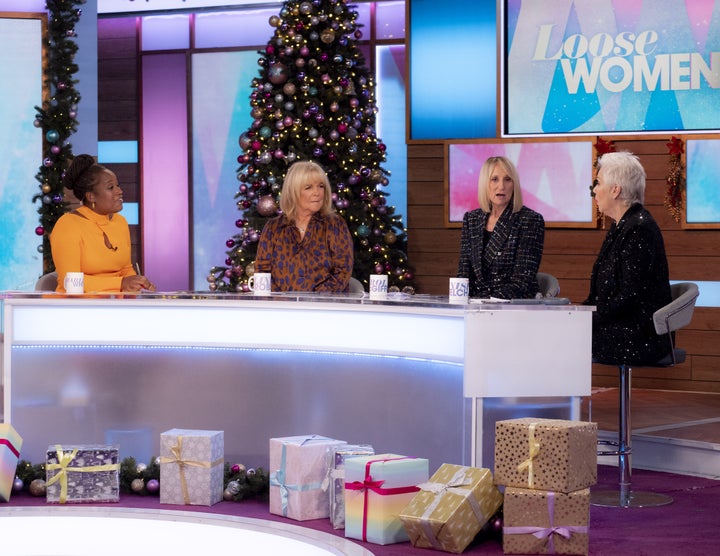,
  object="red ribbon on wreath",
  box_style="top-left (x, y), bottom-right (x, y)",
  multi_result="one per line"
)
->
top-left (664, 136), bottom-right (685, 223)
